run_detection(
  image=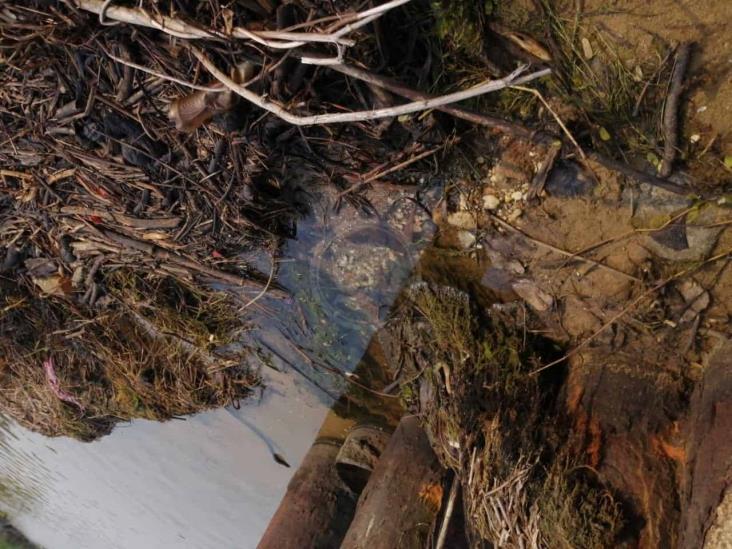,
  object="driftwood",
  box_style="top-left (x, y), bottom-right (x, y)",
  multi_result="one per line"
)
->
top-left (257, 440), bottom-right (357, 549)
top-left (340, 416), bottom-right (446, 549)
